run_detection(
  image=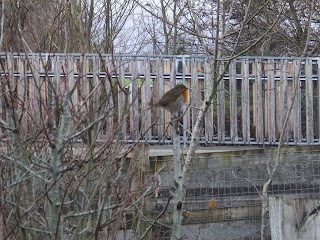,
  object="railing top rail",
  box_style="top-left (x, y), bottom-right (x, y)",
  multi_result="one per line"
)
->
top-left (1, 52), bottom-right (320, 61)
